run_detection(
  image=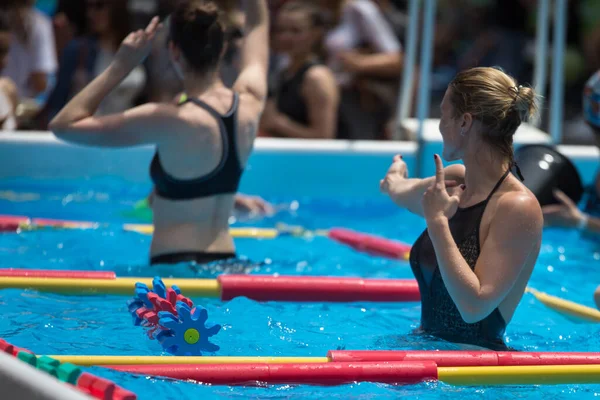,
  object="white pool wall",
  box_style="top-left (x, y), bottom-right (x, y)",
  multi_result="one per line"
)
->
top-left (0, 351), bottom-right (92, 400)
top-left (0, 119), bottom-right (597, 198)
